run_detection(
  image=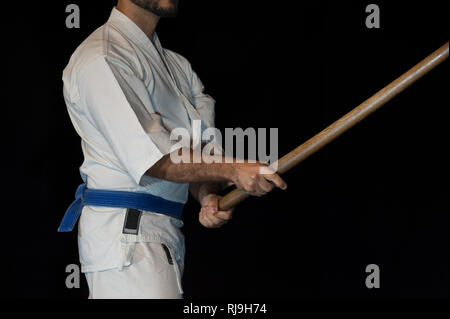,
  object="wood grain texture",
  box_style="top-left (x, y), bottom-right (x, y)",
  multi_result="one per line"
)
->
top-left (219, 42), bottom-right (449, 210)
